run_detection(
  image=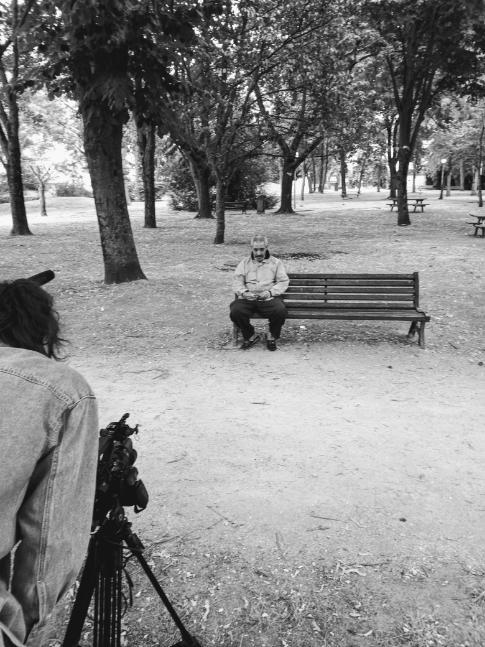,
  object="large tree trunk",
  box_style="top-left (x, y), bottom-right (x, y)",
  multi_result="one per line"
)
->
top-left (82, 108), bottom-right (146, 284)
top-left (213, 177), bottom-right (227, 244)
top-left (6, 98), bottom-right (31, 235)
top-left (277, 157), bottom-right (296, 213)
top-left (137, 122), bottom-right (157, 228)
